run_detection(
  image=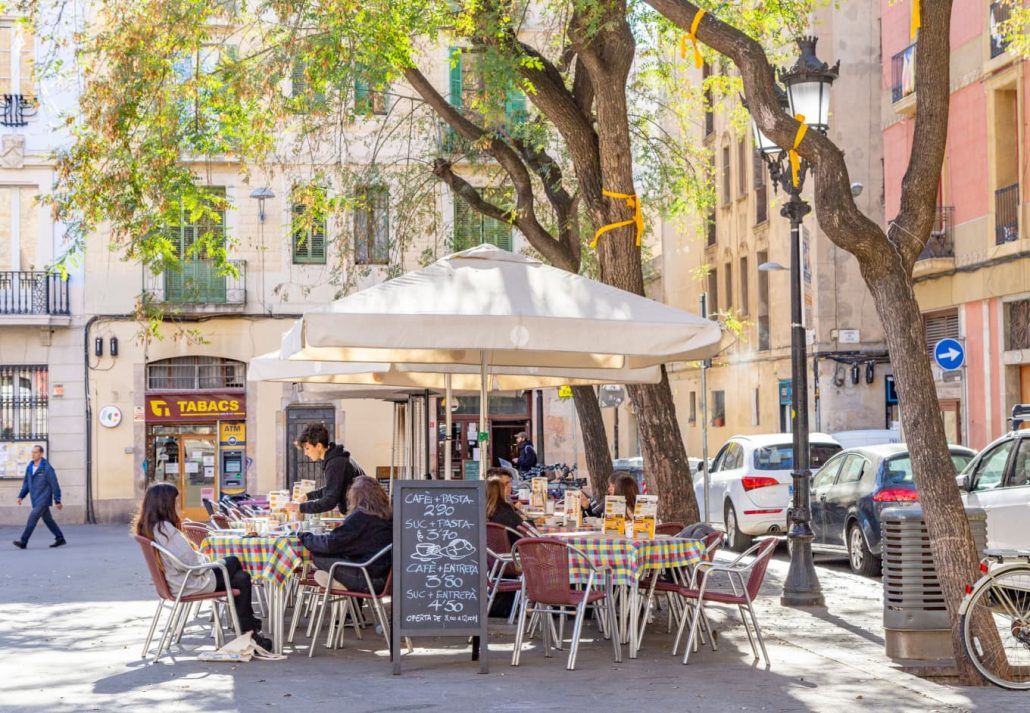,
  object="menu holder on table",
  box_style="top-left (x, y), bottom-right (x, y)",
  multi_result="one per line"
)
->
top-left (529, 477), bottom-right (548, 510)
top-left (292, 479), bottom-right (316, 503)
top-left (633, 494), bottom-right (658, 539)
top-left (603, 495), bottom-right (626, 536)
top-left (267, 489), bottom-right (290, 512)
top-left (563, 490), bottom-right (583, 529)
